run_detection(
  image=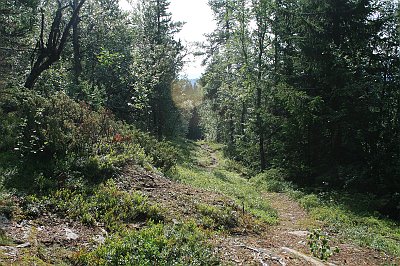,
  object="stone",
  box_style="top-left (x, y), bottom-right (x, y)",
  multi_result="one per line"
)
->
top-left (92, 235), bottom-right (105, 244)
top-left (64, 228), bottom-right (79, 240)
top-left (0, 246), bottom-right (18, 257)
top-left (287, 230), bottom-right (309, 237)
top-left (16, 242), bottom-right (31, 248)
